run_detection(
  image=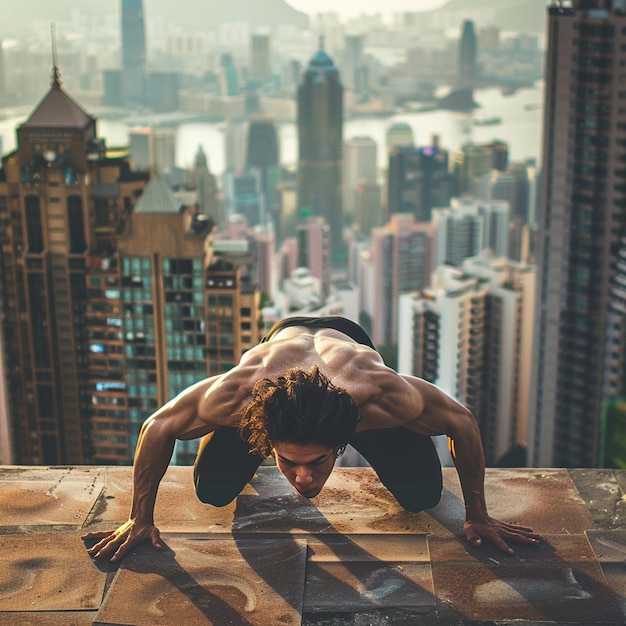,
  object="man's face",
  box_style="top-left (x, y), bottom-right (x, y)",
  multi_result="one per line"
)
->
top-left (273, 441), bottom-right (338, 499)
